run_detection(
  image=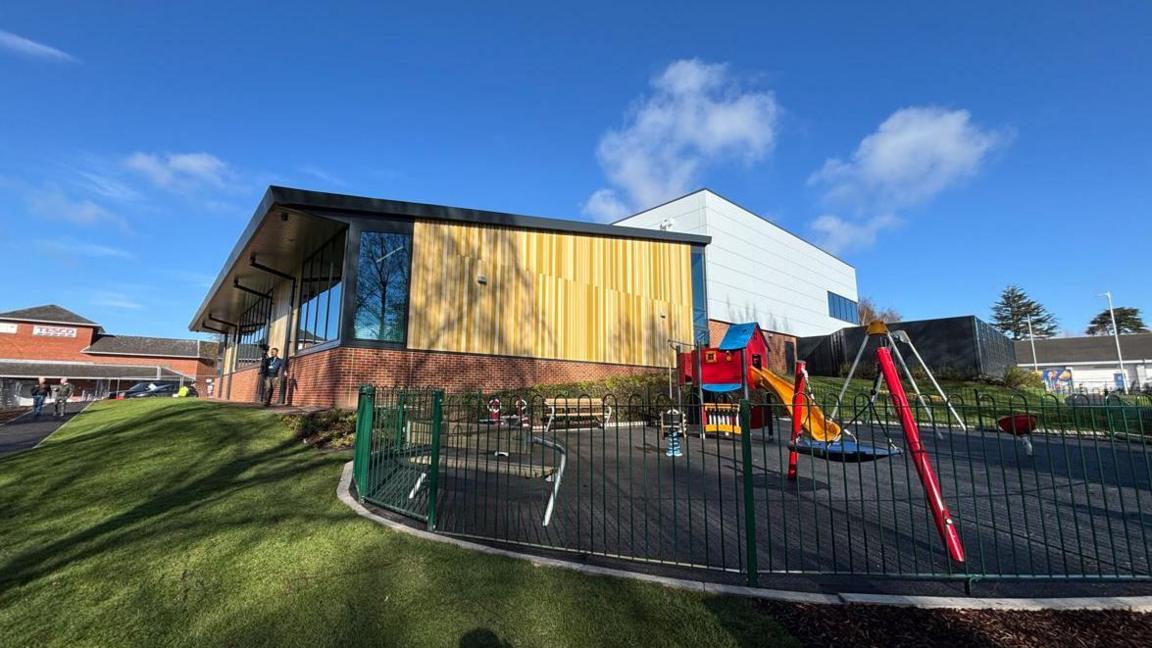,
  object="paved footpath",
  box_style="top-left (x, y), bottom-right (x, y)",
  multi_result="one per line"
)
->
top-left (0, 402), bottom-right (84, 457)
